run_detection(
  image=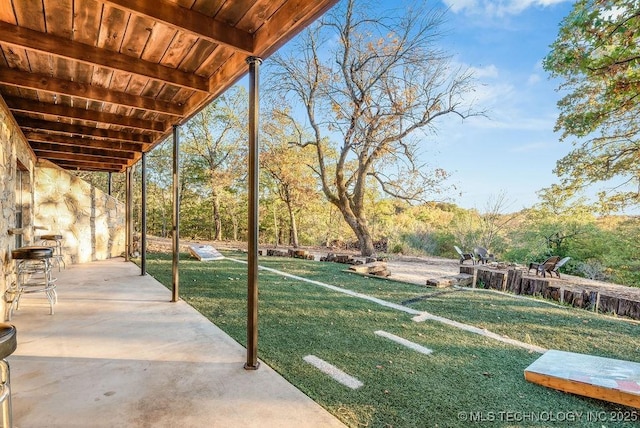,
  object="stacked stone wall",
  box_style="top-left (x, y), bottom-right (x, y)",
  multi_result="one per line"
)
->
top-left (0, 97), bottom-right (37, 319)
top-left (34, 161), bottom-right (125, 264)
top-left (0, 94), bottom-right (126, 320)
